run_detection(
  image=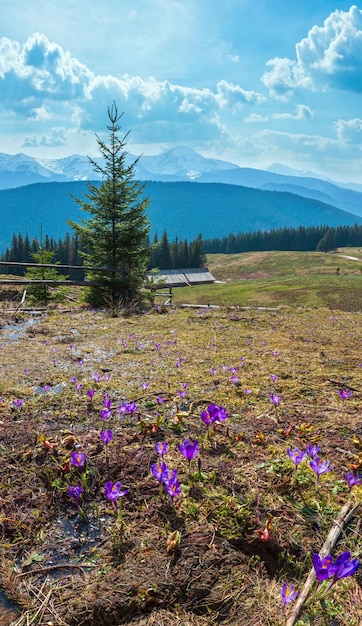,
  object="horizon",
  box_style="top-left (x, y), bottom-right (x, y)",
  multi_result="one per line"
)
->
top-left (1, 2), bottom-right (362, 183)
